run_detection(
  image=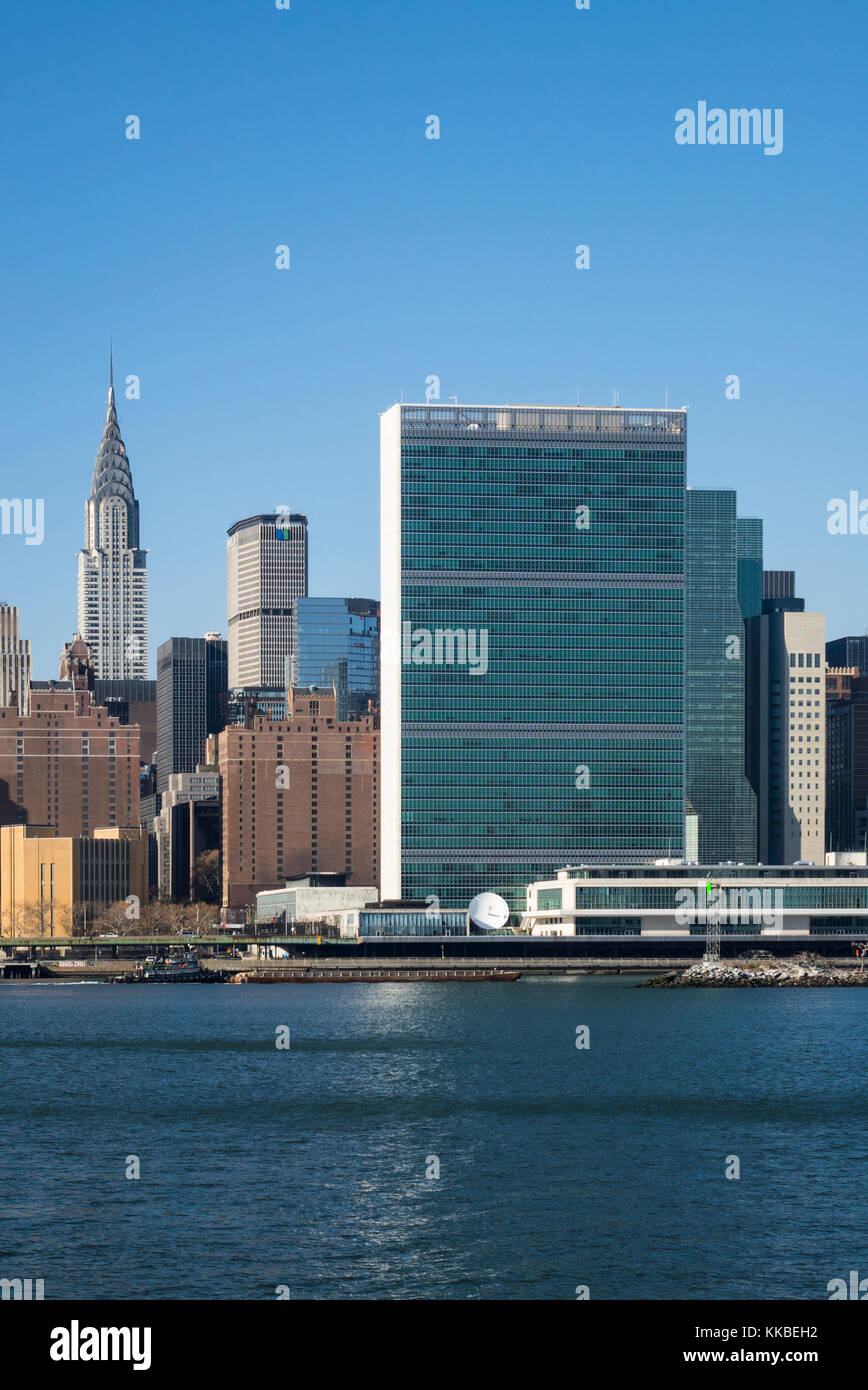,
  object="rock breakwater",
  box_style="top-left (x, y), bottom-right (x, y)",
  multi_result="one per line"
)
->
top-left (643, 952), bottom-right (868, 988)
